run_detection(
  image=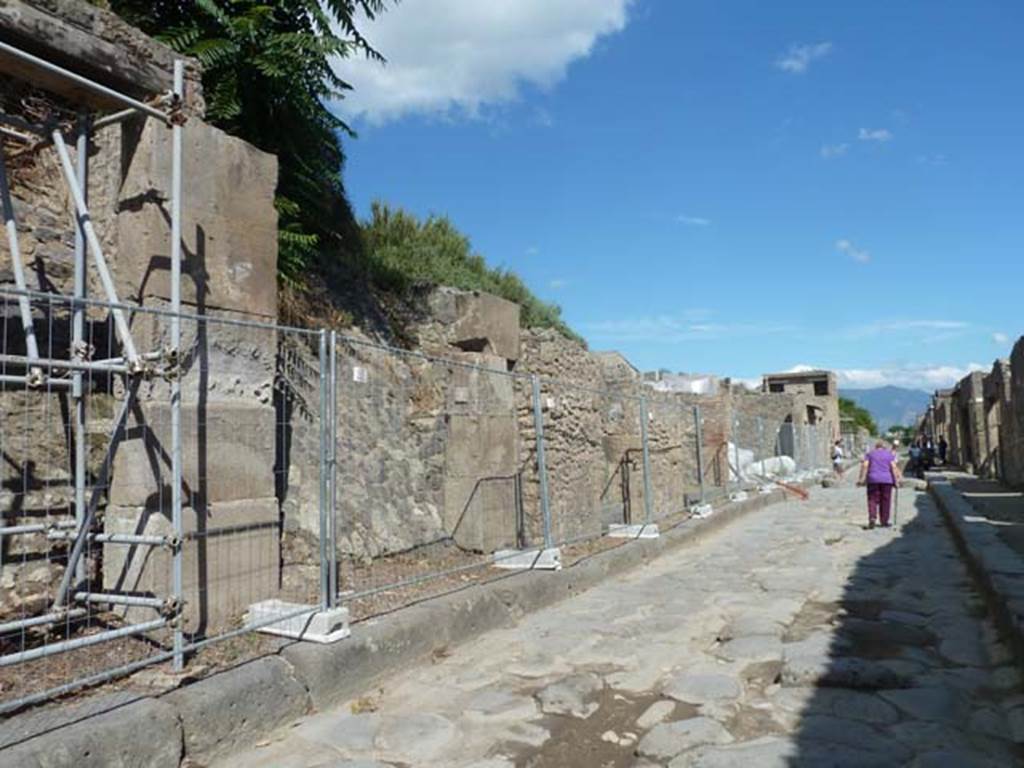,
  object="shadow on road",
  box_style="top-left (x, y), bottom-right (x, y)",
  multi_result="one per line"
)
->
top-left (786, 489), bottom-right (1023, 766)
